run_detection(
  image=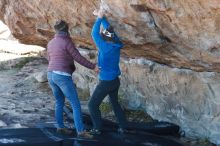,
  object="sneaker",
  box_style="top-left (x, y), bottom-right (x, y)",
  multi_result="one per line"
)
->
top-left (89, 129), bottom-right (101, 135)
top-left (56, 128), bottom-right (73, 135)
top-left (78, 131), bottom-right (93, 139)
